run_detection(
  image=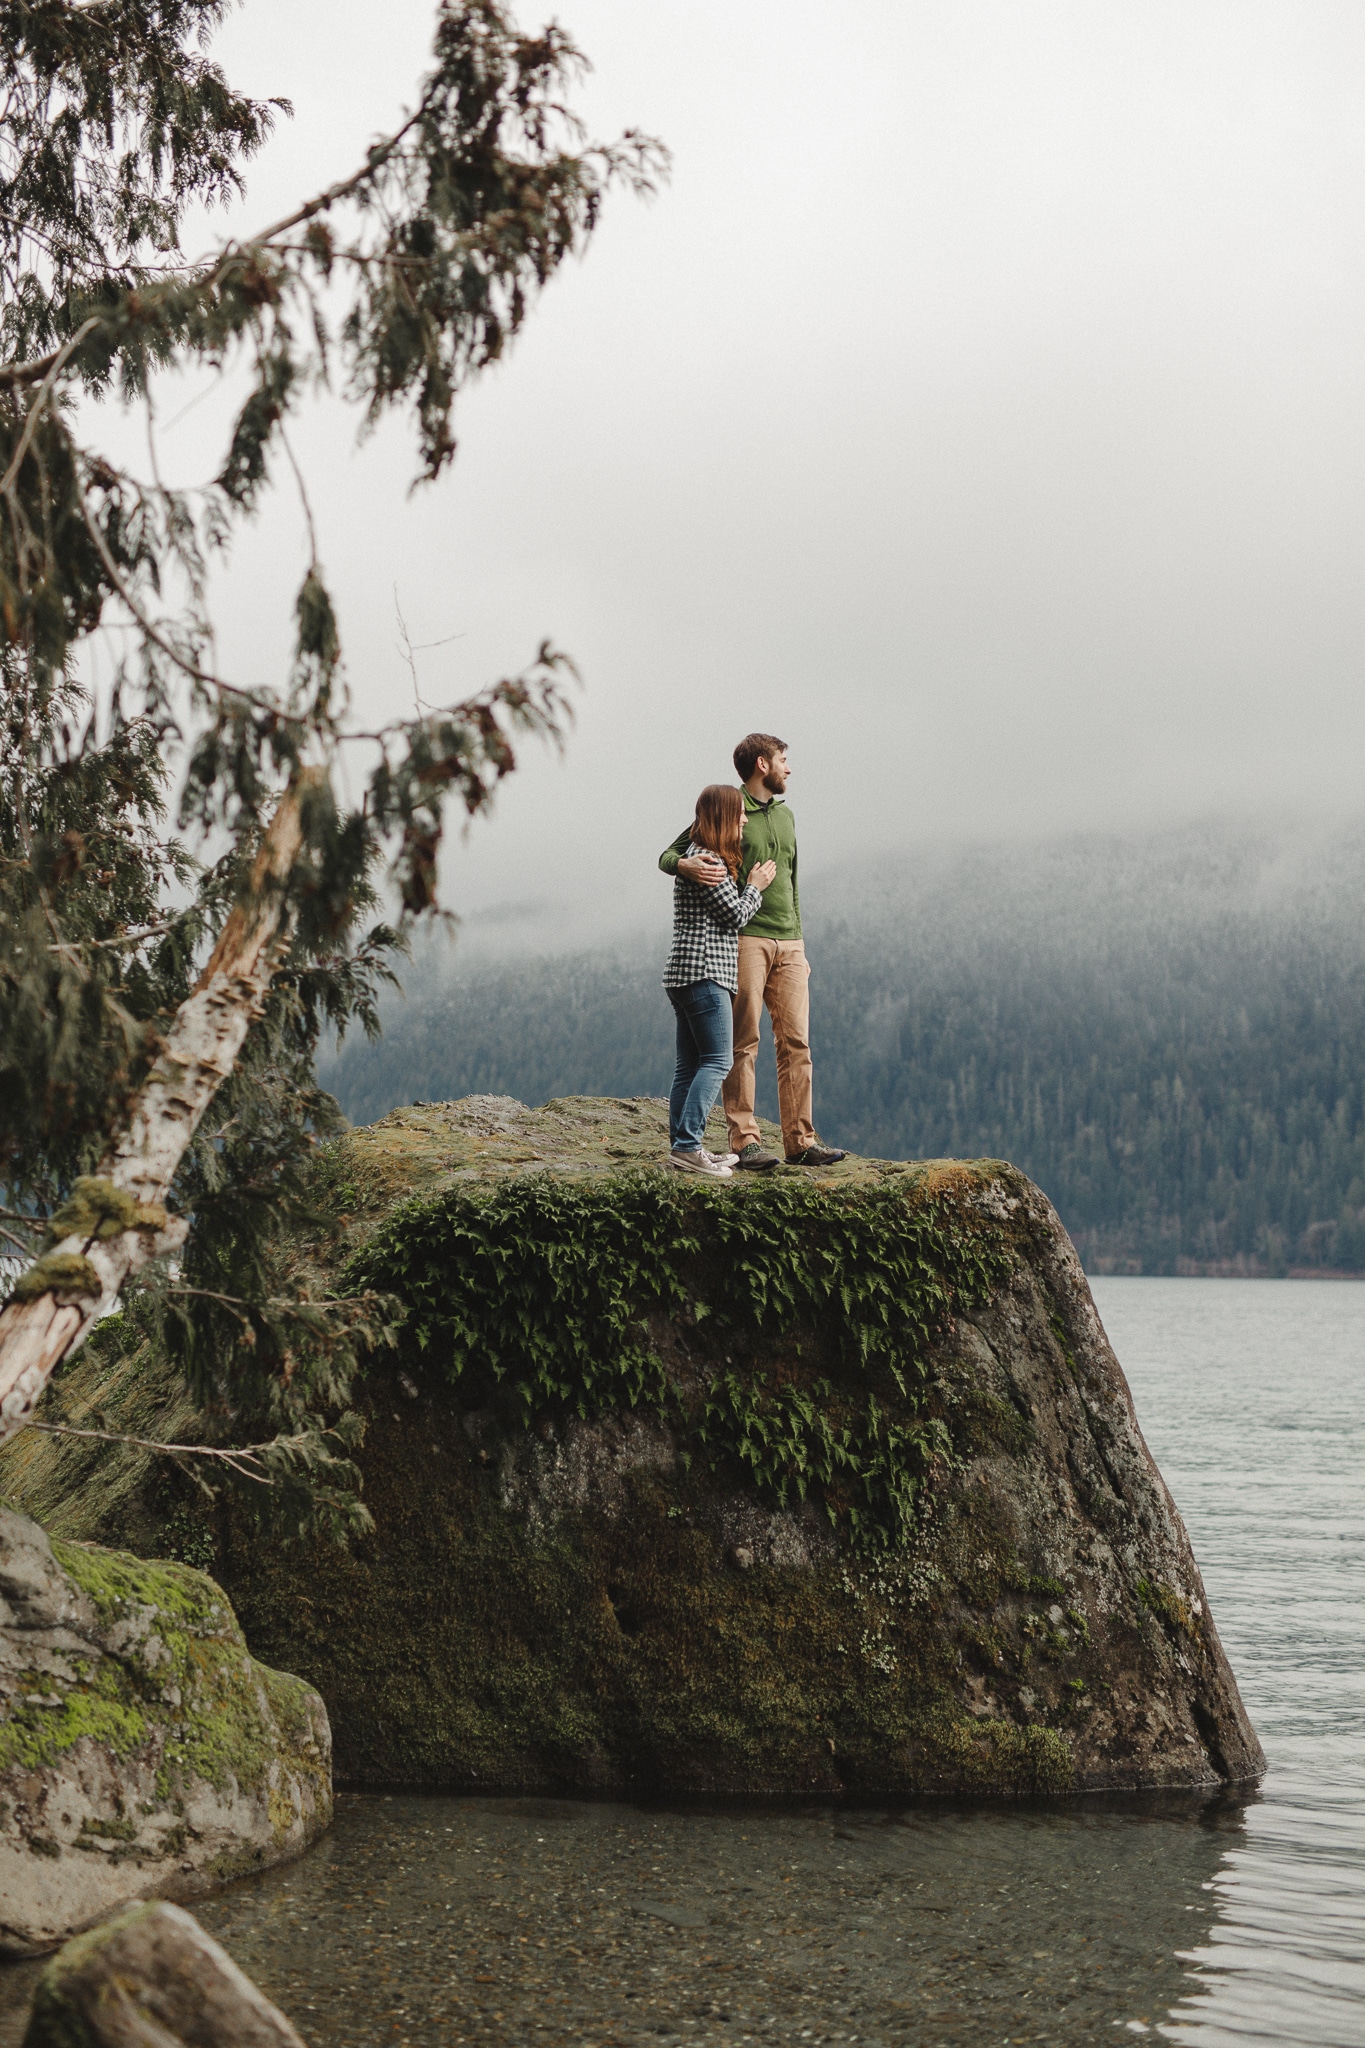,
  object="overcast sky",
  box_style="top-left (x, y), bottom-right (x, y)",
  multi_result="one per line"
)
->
top-left (121, 0), bottom-right (1365, 944)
